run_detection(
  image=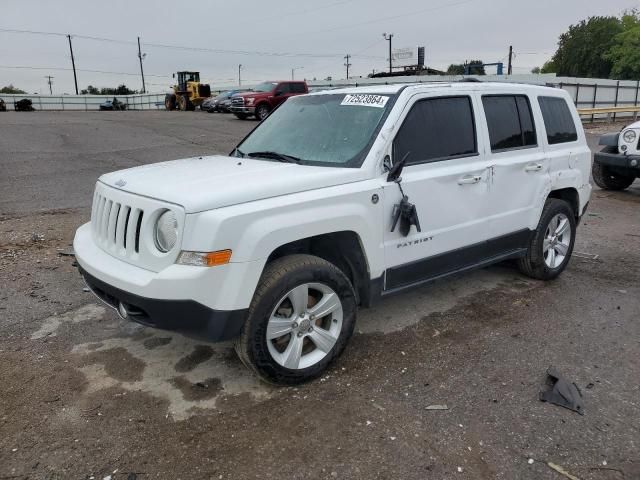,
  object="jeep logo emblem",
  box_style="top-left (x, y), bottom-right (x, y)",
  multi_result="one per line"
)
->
top-left (114, 179), bottom-right (127, 188)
